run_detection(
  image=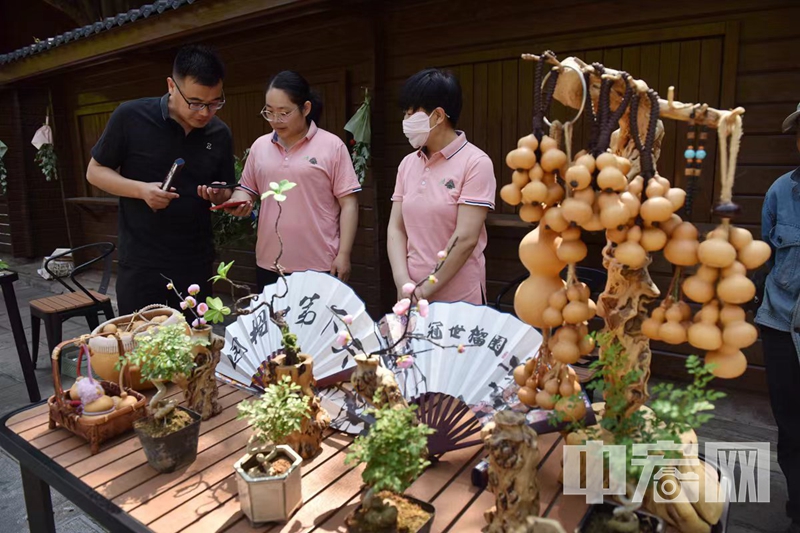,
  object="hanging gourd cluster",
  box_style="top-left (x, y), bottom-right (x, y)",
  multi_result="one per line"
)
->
top-left (502, 53), bottom-right (770, 406)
